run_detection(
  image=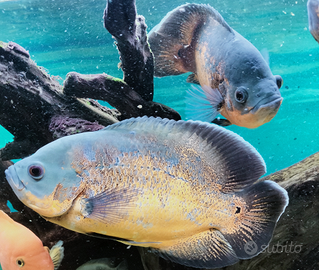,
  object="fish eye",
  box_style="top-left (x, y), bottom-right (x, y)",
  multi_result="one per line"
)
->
top-left (28, 164), bottom-right (45, 180)
top-left (275, 75), bottom-right (283, 89)
top-left (234, 87), bottom-right (248, 104)
top-left (16, 258), bottom-right (25, 267)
